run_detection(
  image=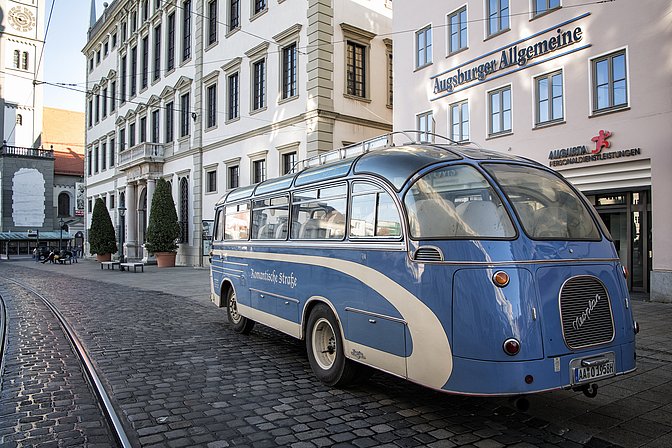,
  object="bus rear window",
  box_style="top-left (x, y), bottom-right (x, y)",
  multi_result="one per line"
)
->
top-left (483, 163), bottom-right (601, 240)
top-left (404, 165), bottom-right (515, 239)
